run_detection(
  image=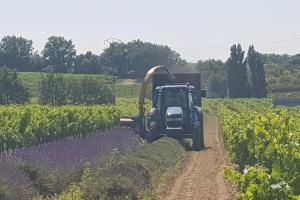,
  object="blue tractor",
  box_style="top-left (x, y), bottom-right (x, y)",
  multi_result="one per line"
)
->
top-left (120, 65), bottom-right (206, 150)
